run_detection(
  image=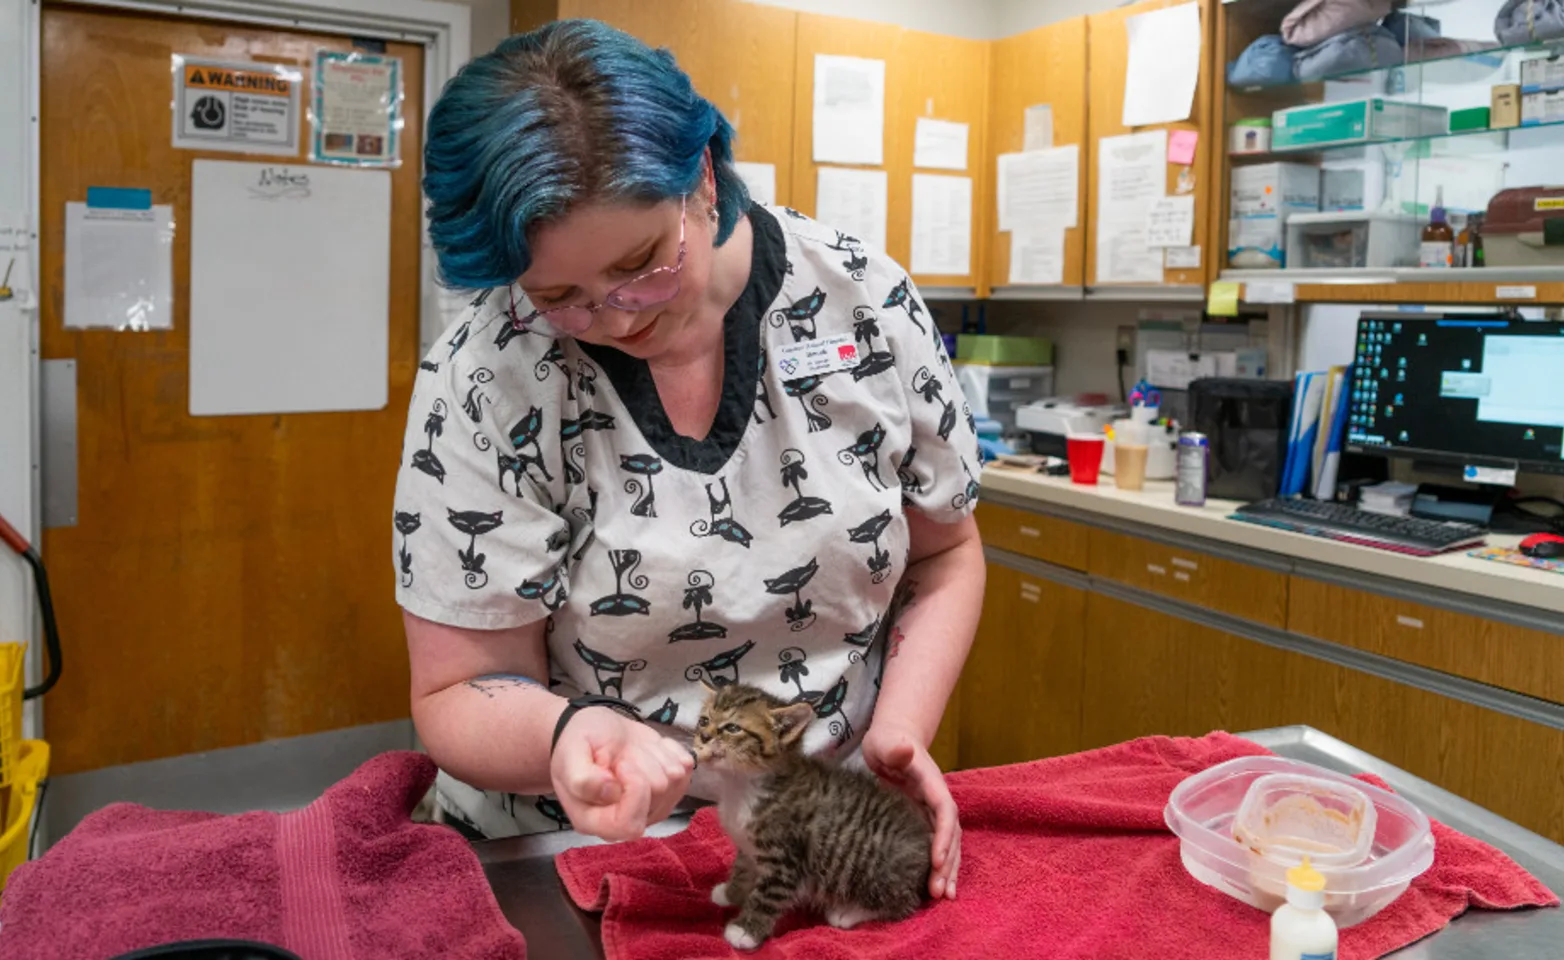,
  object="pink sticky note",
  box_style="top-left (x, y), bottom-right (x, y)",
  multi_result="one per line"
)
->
top-left (1168, 129), bottom-right (1198, 166)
